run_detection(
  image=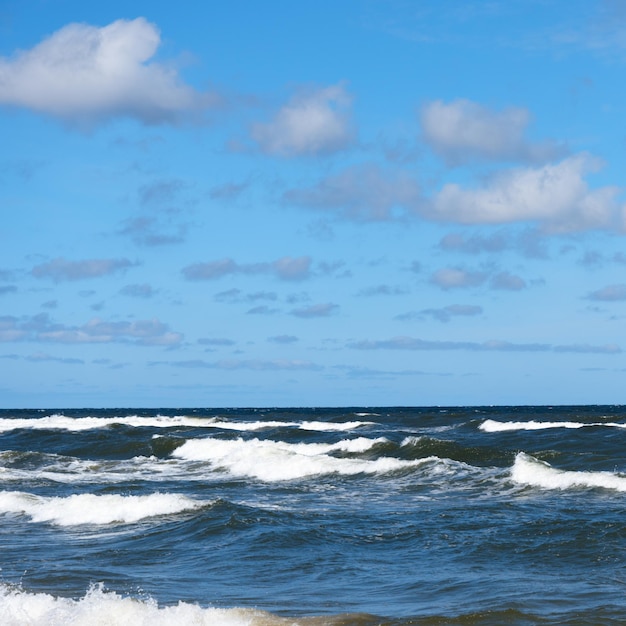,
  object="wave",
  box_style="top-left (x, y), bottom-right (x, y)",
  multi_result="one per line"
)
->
top-left (172, 436), bottom-right (430, 482)
top-left (0, 583), bottom-right (354, 626)
top-left (511, 453), bottom-right (626, 492)
top-left (0, 491), bottom-right (209, 526)
top-left (480, 419), bottom-right (626, 432)
top-left (0, 414), bottom-right (374, 433)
